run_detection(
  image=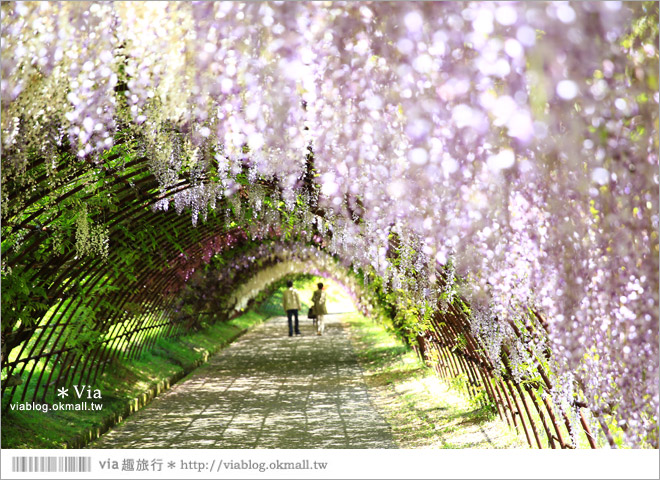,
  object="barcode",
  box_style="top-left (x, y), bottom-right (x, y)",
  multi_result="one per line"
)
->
top-left (11, 456), bottom-right (91, 473)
